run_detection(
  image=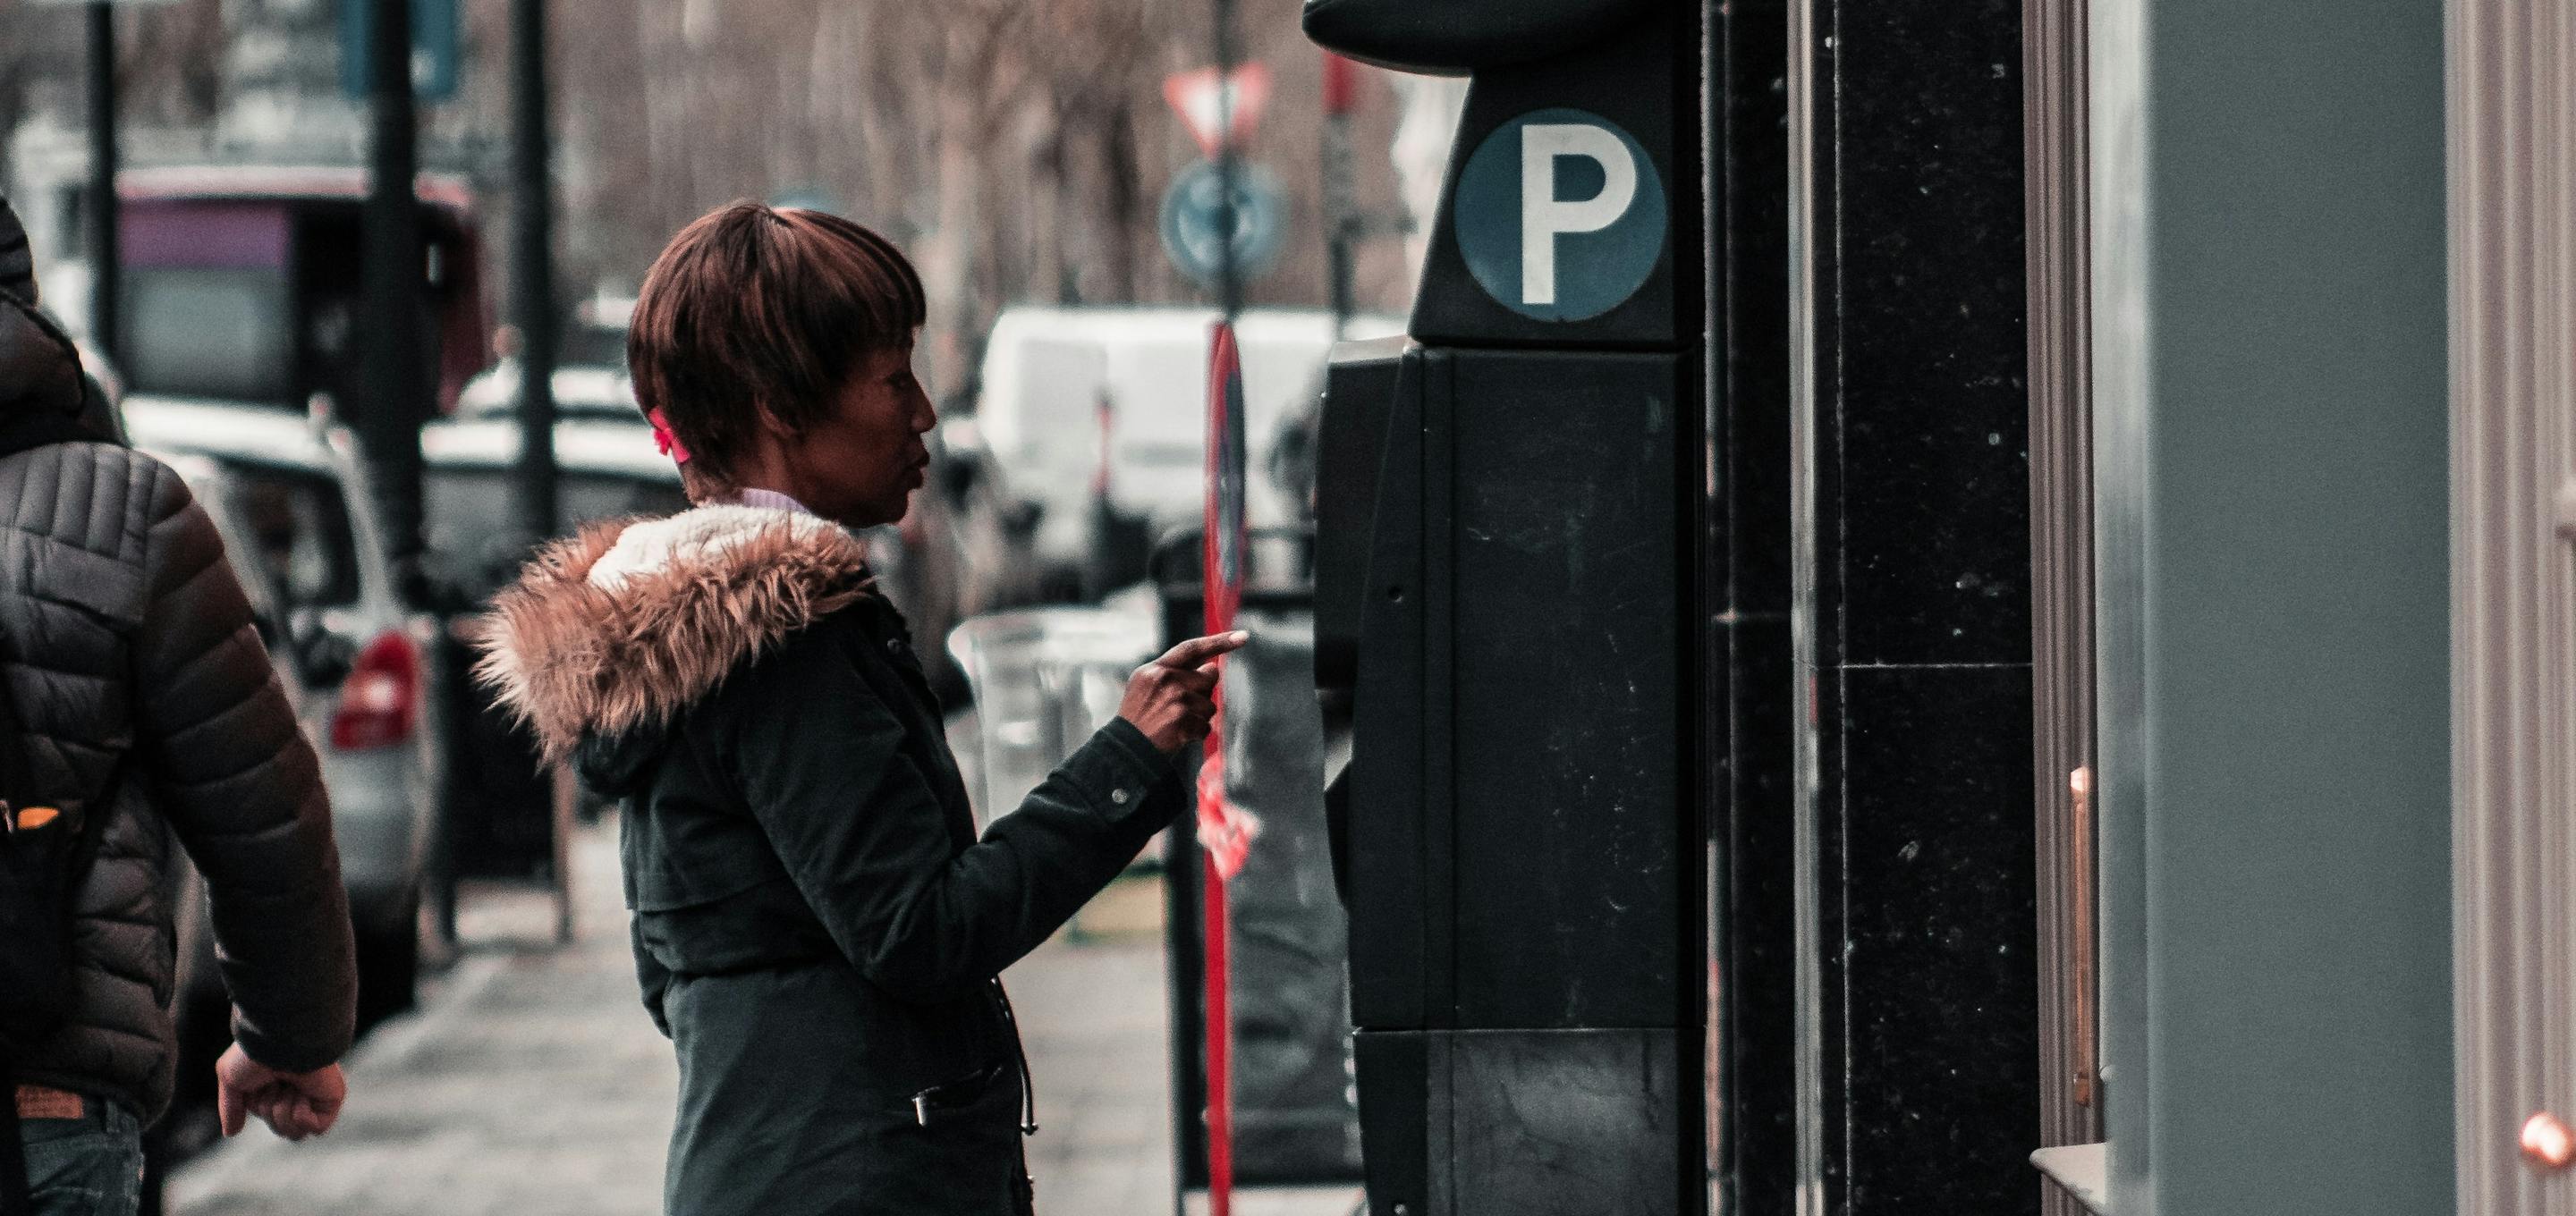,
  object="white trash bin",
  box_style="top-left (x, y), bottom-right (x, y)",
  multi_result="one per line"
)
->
top-left (946, 606), bottom-right (1157, 830)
